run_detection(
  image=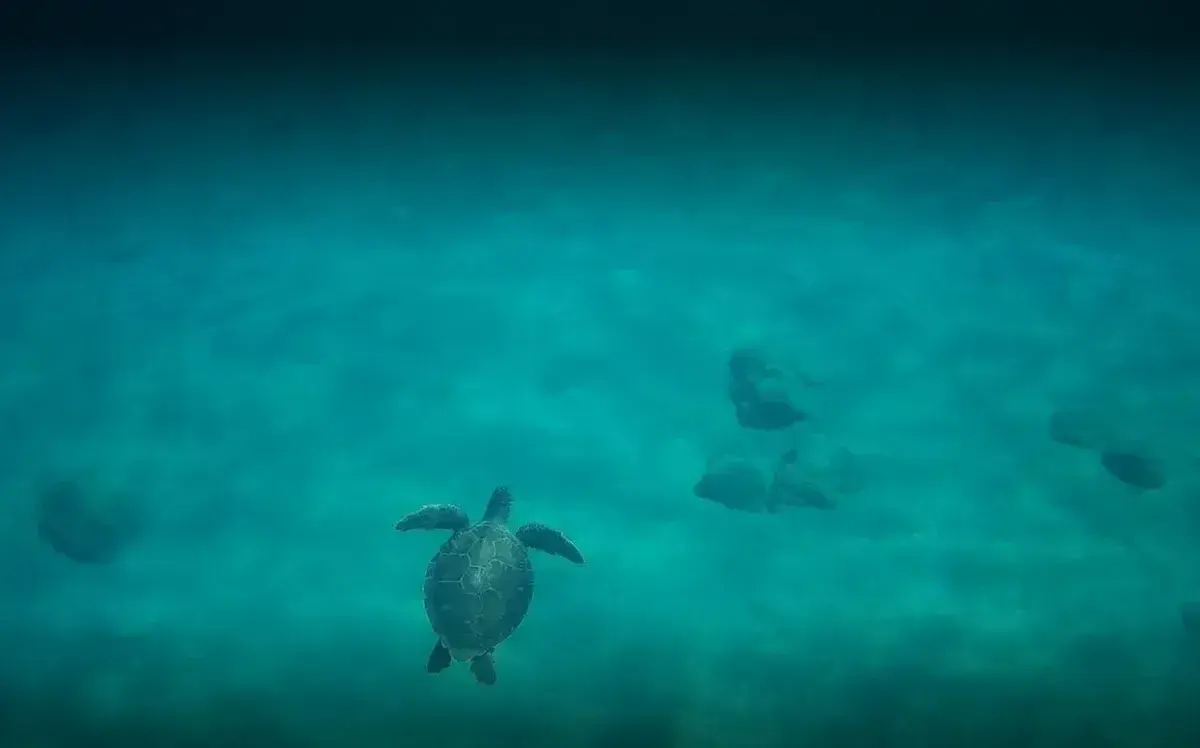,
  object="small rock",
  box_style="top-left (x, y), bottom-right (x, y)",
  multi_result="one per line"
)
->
top-left (727, 347), bottom-right (771, 382)
top-left (1100, 449), bottom-right (1165, 490)
top-left (726, 347), bottom-right (808, 432)
top-left (734, 397), bottom-right (807, 431)
top-left (36, 476), bottom-right (143, 564)
top-left (693, 455), bottom-right (769, 513)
